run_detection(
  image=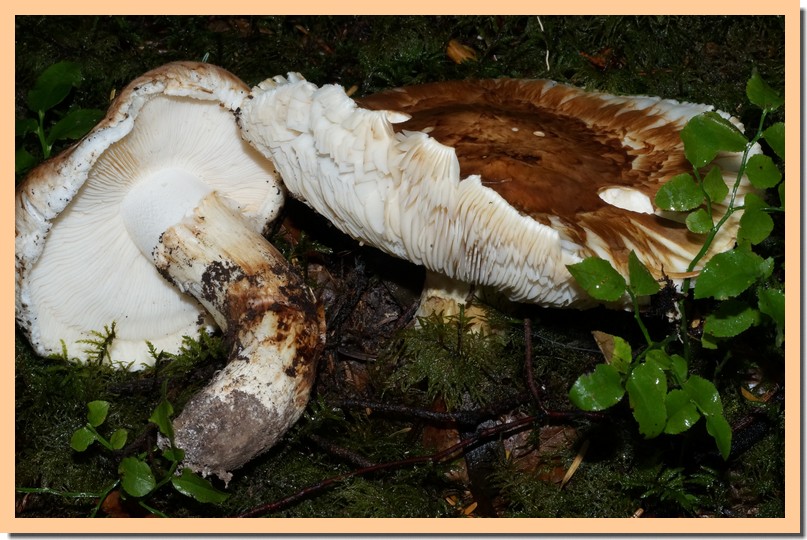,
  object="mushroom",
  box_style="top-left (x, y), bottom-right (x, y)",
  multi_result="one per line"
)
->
top-left (15, 62), bottom-right (325, 481)
top-left (238, 75), bottom-right (757, 317)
